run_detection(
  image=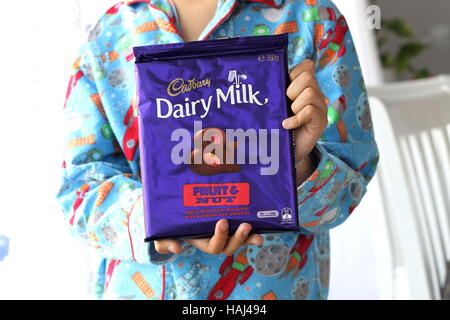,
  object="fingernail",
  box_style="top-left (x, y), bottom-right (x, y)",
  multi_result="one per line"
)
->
top-left (242, 228), bottom-right (250, 237)
top-left (251, 235), bottom-right (263, 245)
top-left (219, 221), bottom-right (228, 232)
top-left (167, 246), bottom-right (176, 253)
top-left (282, 120), bottom-right (289, 128)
